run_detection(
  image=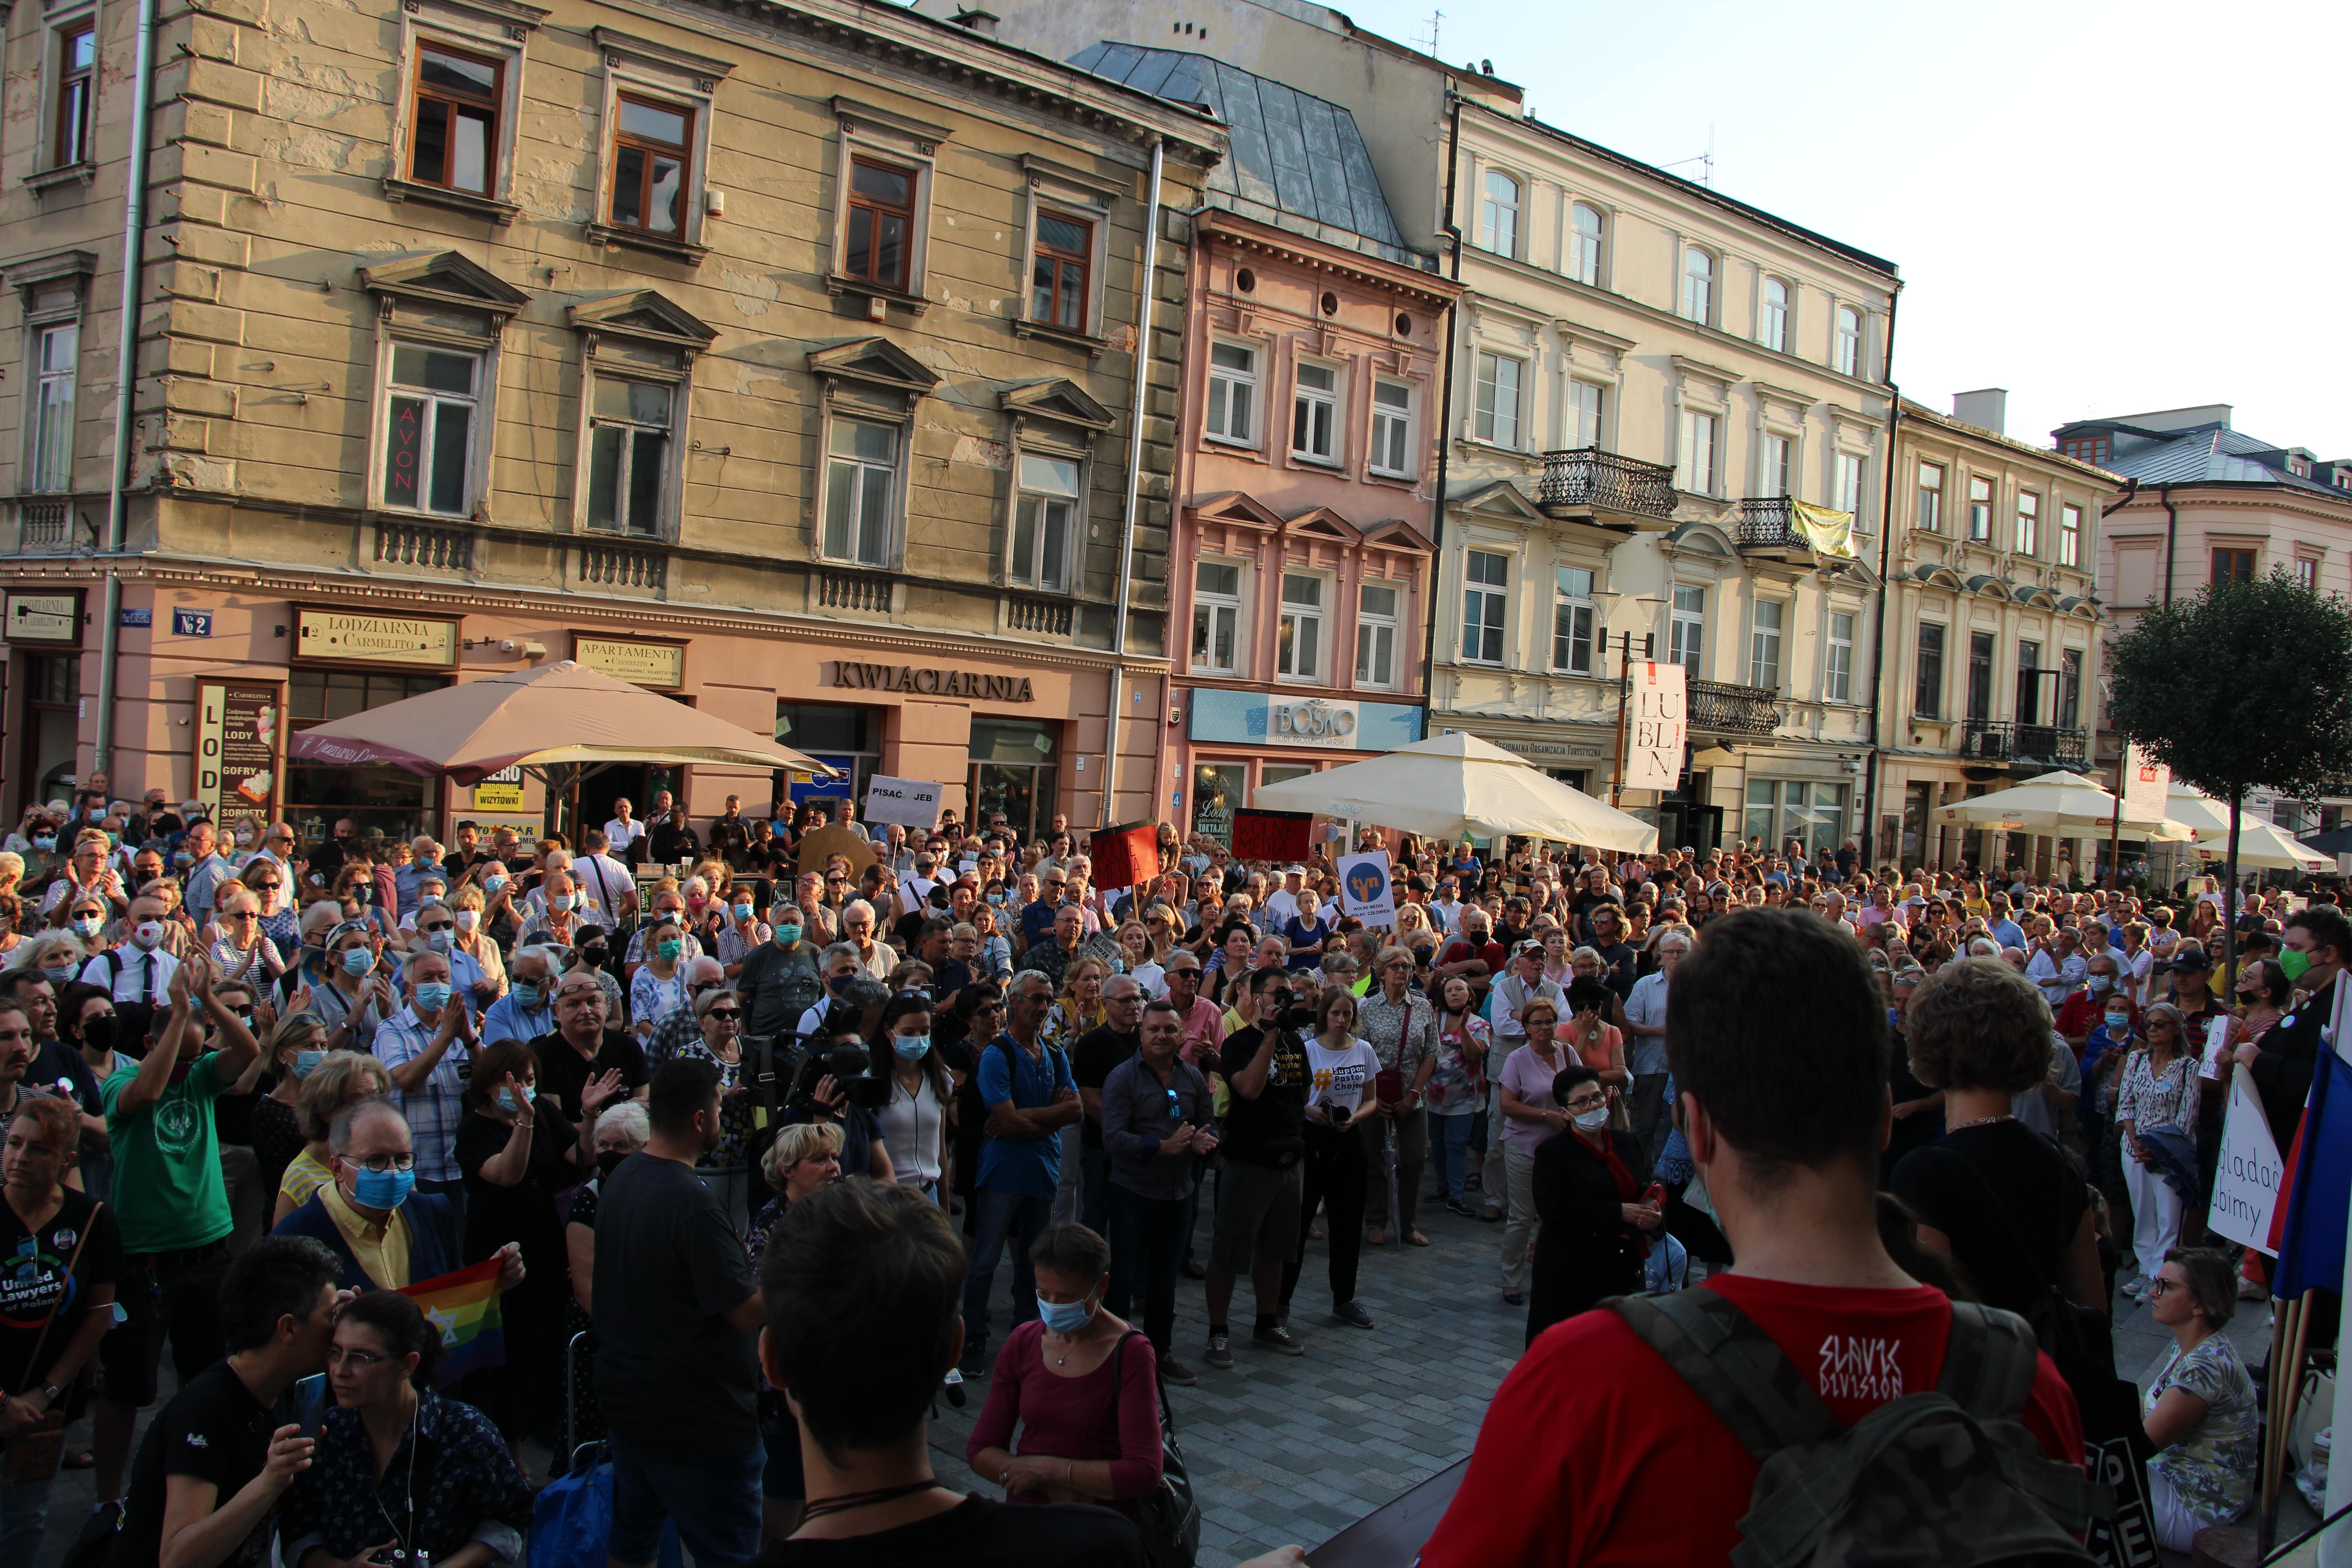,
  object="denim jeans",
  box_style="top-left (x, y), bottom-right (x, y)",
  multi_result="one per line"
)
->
top-left (1105, 1181), bottom-right (1189, 1357)
top-left (0, 1475), bottom-right (55, 1568)
top-left (608, 1434), bottom-right (762, 1567)
top-left (1430, 1111), bottom-right (1475, 1202)
top-left (1080, 1144), bottom-right (1111, 1236)
top-left (962, 1187), bottom-right (1053, 1362)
